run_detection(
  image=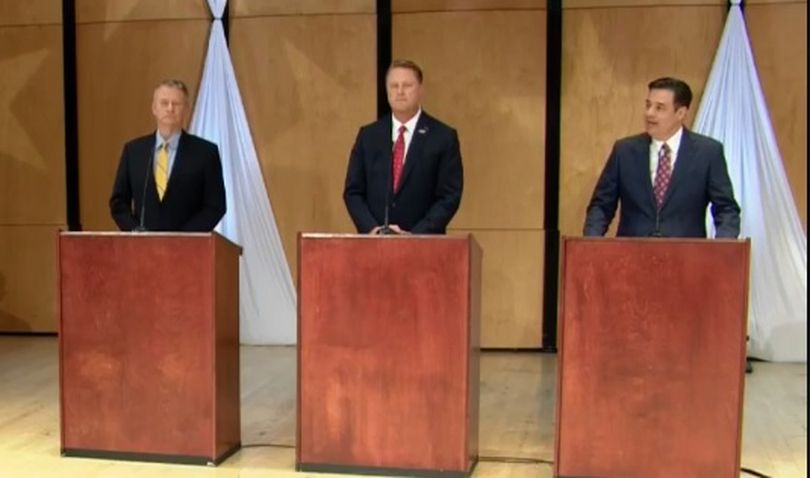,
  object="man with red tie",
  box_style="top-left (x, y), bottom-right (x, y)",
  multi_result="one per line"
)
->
top-left (583, 77), bottom-right (740, 238)
top-left (344, 60), bottom-right (463, 234)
